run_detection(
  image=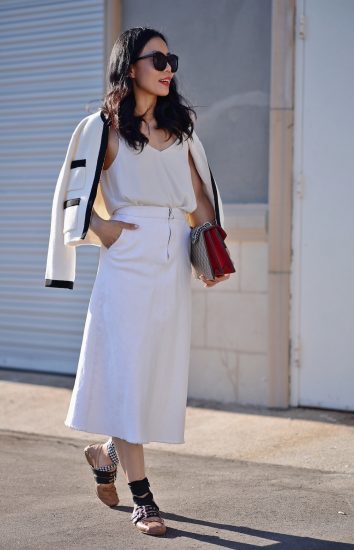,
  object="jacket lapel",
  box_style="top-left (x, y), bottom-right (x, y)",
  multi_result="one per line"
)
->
top-left (81, 110), bottom-right (110, 239)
